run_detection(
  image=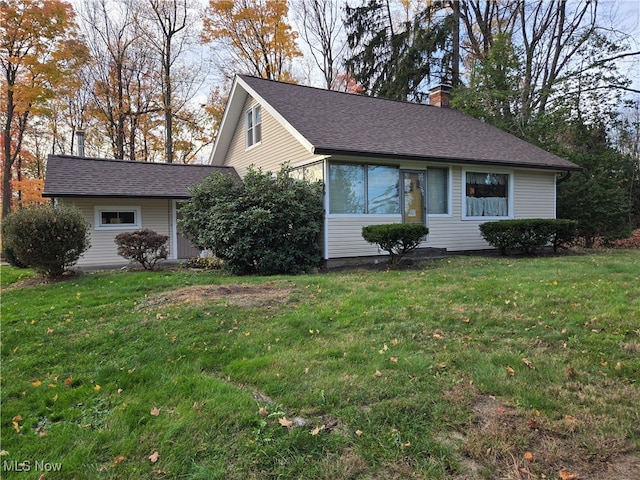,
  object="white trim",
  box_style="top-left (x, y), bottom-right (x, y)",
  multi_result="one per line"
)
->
top-left (171, 200), bottom-right (179, 260)
top-left (323, 160), bottom-right (329, 260)
top-left (461, 169), bottom-right (514, 220)
top-left (94, 206), bottom-right (141, 230)
top-left (245, 105), bottom-right (262, 149)
top-left (327, 214), bottom-right (402, 219)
